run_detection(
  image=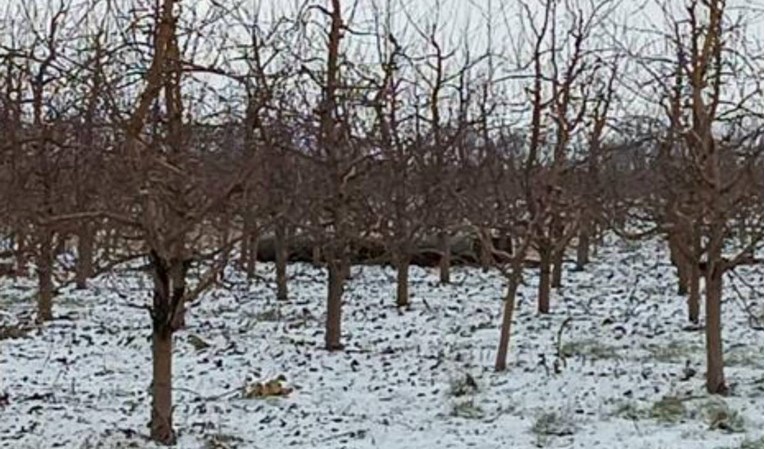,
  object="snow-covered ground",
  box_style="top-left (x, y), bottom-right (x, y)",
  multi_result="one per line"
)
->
top-left (1, 236), bottom-right (763, 449)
